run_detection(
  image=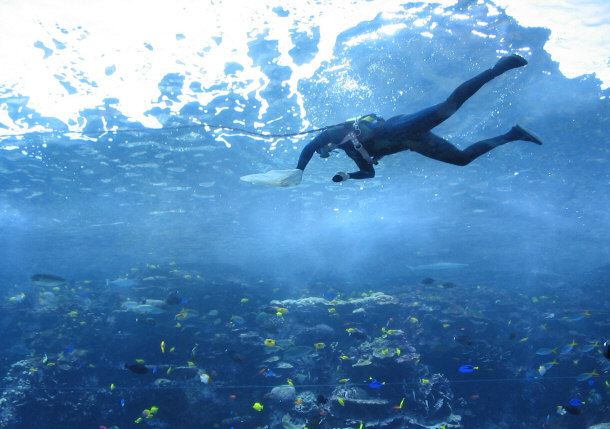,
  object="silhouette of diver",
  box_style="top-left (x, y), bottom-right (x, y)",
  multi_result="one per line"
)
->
top-left (241, 54), bottom-right (542, 187)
